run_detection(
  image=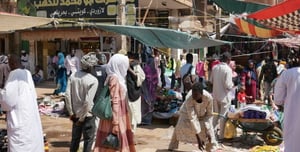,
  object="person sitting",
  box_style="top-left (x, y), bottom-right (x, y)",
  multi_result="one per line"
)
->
top-left (32, 65), bottom-right (44, 84)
